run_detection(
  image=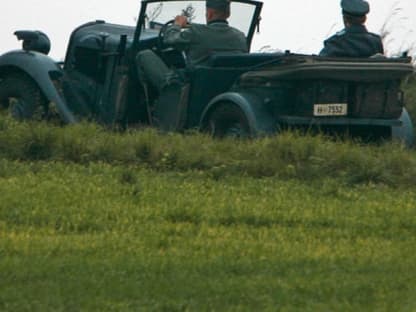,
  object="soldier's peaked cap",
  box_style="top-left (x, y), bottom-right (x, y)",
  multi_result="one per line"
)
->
top-left (341, 0), bottom-right (370, 16)
top-left (206, 0), bottom-right (230, 10)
